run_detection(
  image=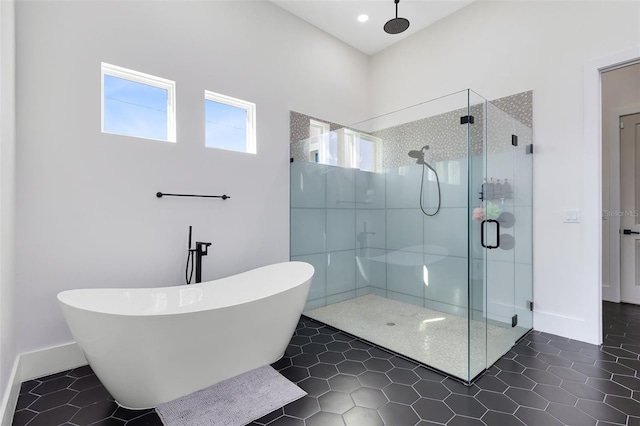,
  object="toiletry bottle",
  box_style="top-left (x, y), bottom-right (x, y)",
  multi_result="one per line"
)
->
top-left (494, 179), bottom-right (503, 199)
top-left (502, 178), bottom-right (512, 198)
top-left (481, 178), bottom-right (487, 201)
top-left (487, 178), bottom-right (495, 200)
